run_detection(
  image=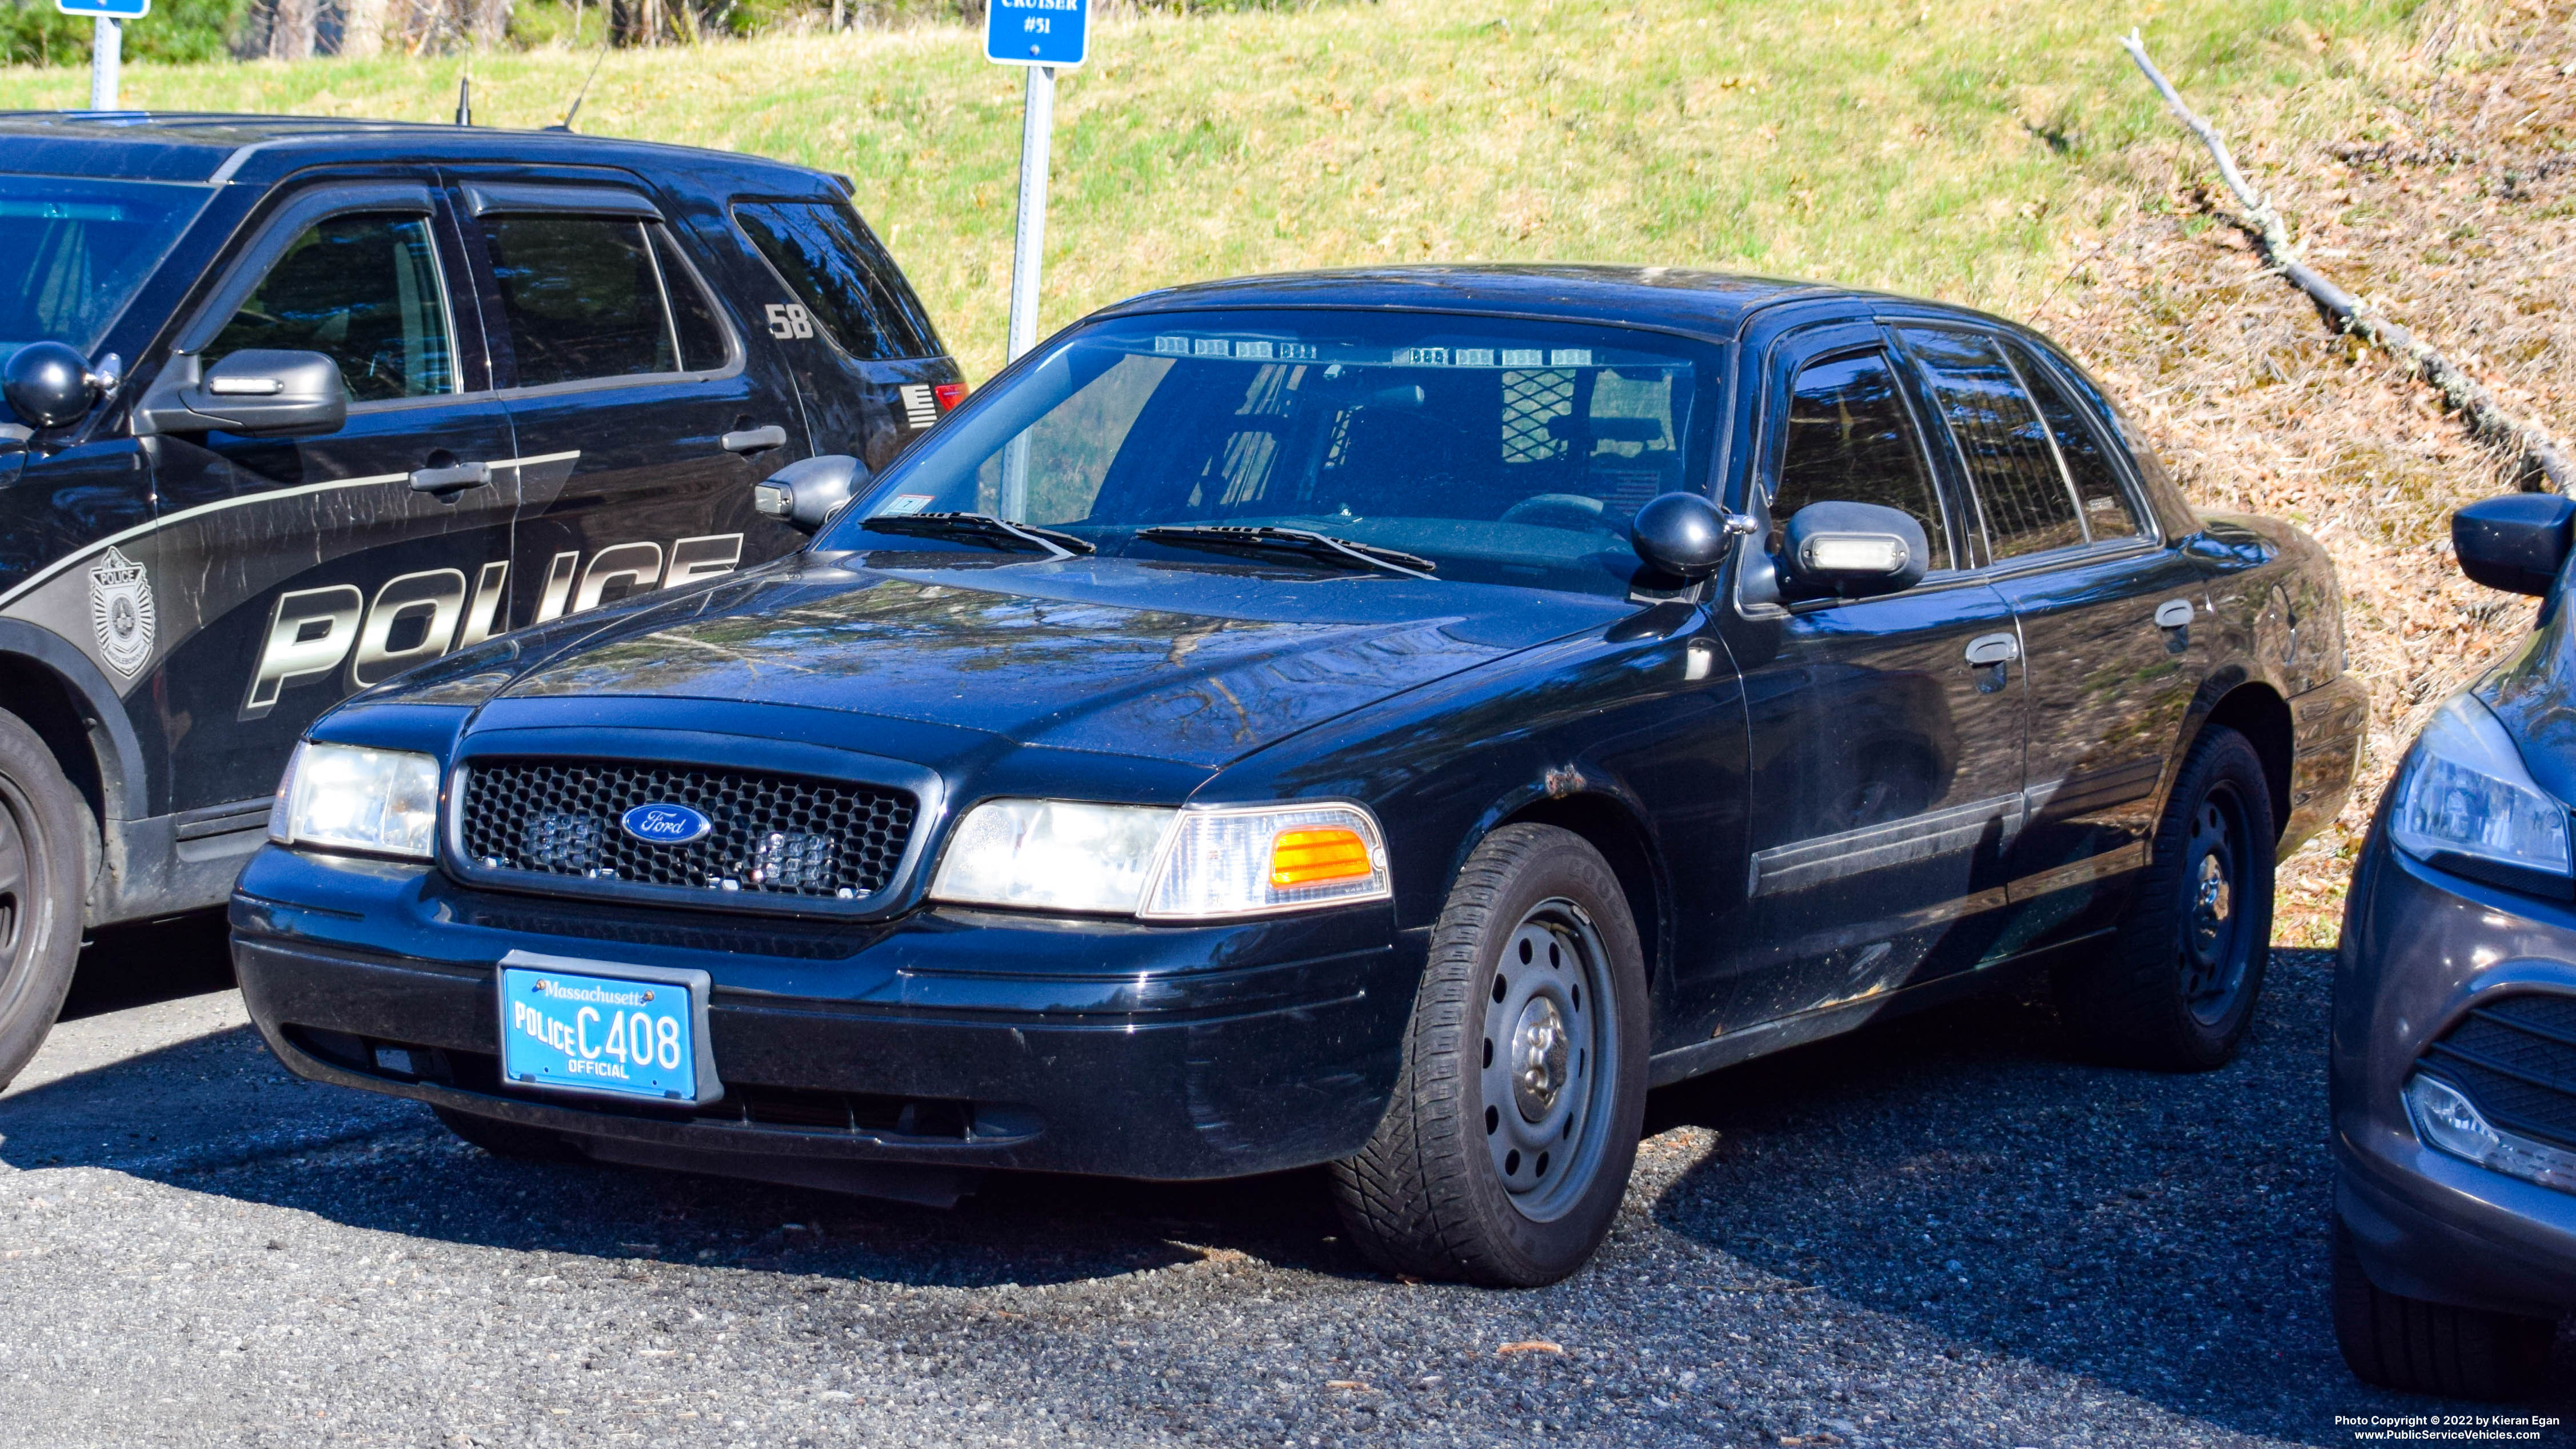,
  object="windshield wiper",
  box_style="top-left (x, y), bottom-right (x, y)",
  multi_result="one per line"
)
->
top-left (1135, 525), bottom-right (1439, 581)
top-left (857, 512), bottom-right (1094, 560)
